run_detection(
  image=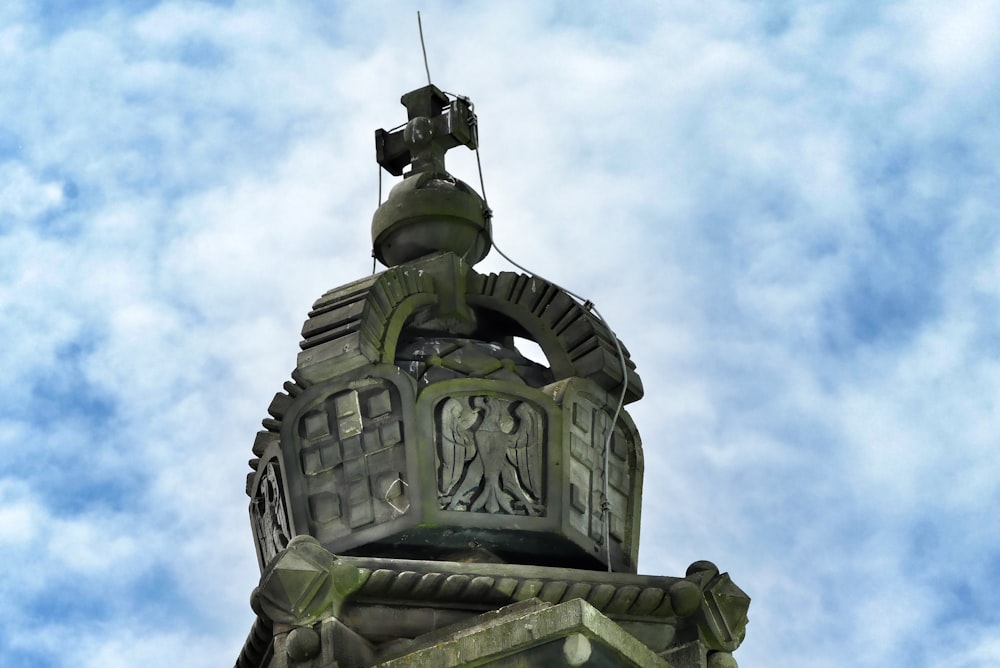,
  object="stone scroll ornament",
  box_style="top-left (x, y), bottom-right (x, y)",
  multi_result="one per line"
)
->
top-left (436, 396), bottom-right (544, 516)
